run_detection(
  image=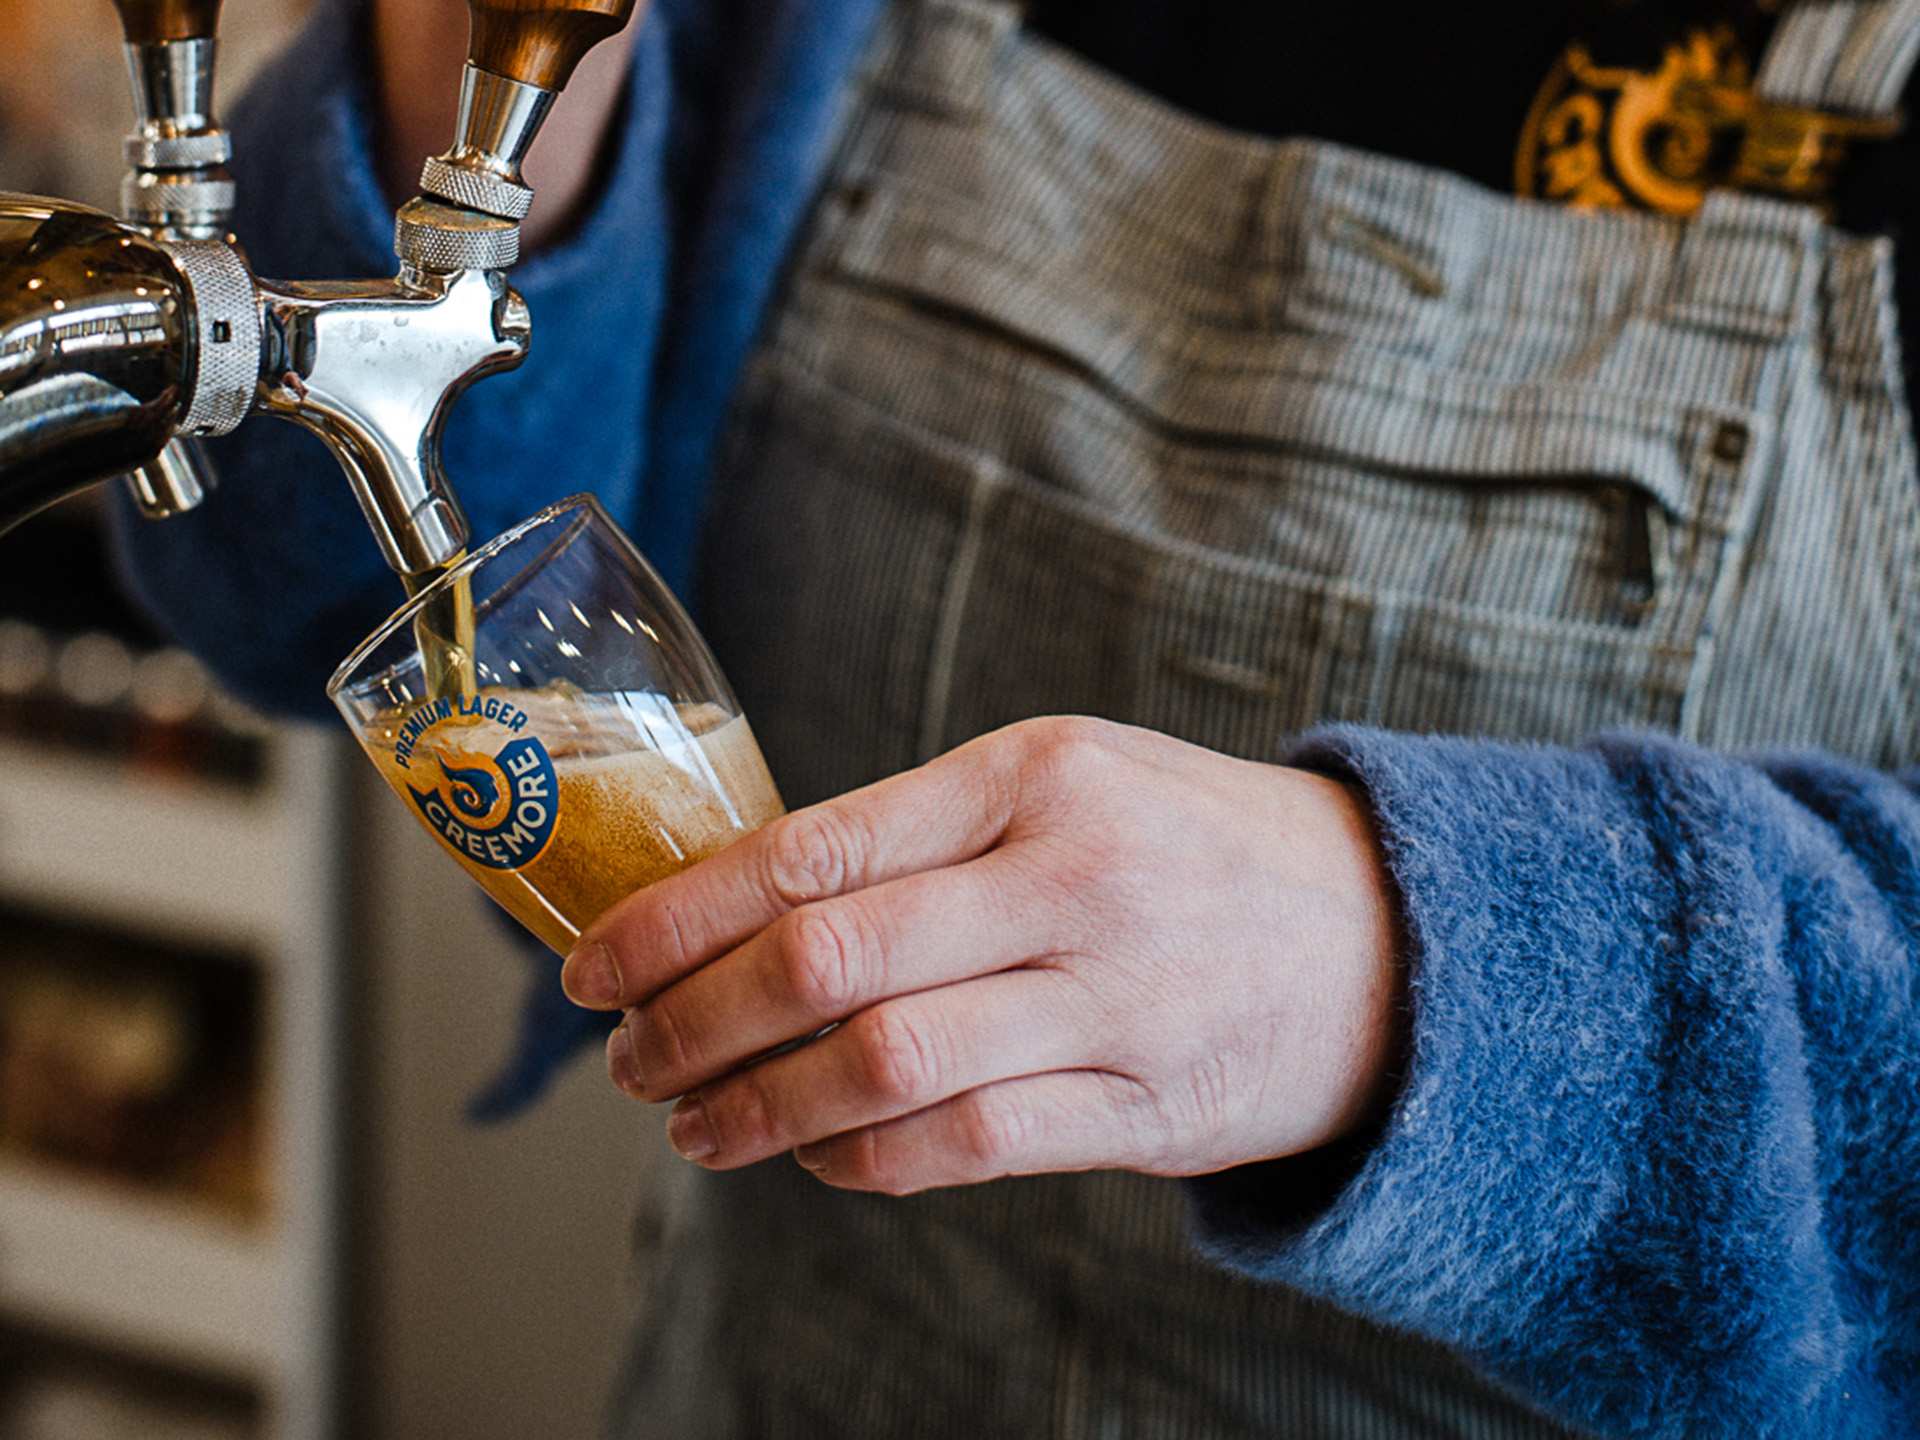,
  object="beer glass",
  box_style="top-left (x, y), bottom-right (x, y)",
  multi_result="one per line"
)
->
top-left (329, 495), bottom-right (785, 953)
